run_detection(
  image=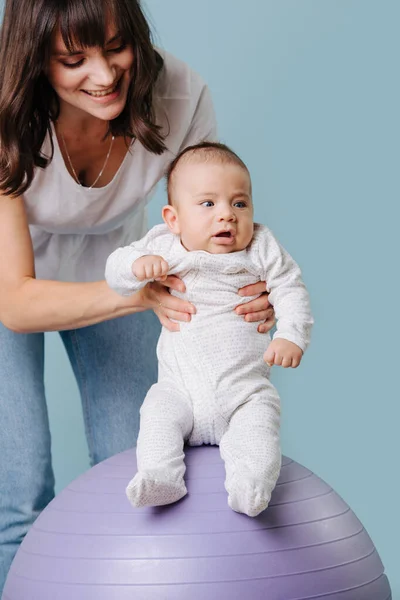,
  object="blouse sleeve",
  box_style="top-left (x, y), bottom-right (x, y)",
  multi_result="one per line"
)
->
top-left (179, 81), bottom-right (218, 151)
